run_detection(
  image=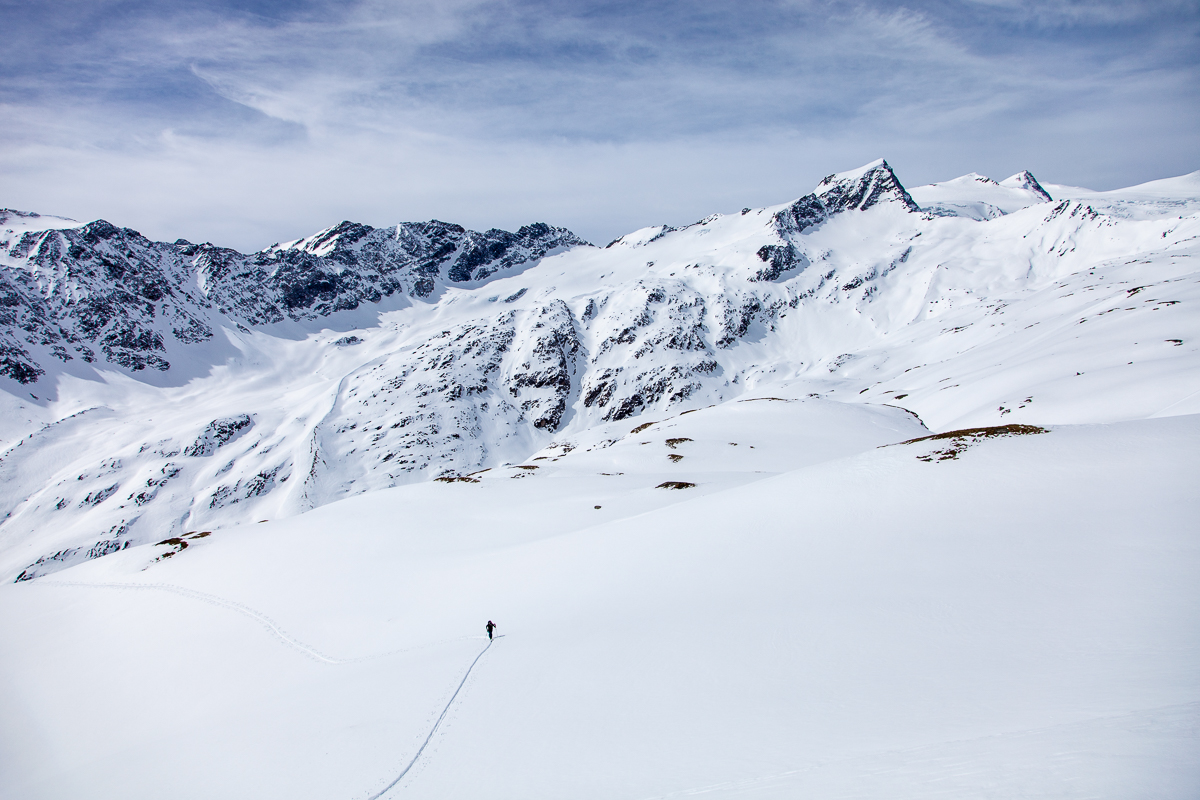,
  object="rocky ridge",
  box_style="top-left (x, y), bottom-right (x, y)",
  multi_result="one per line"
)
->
top-left (2, 159), bottom-right (1197, 582)
top-left (0, 214), bottom-right (586, 384)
